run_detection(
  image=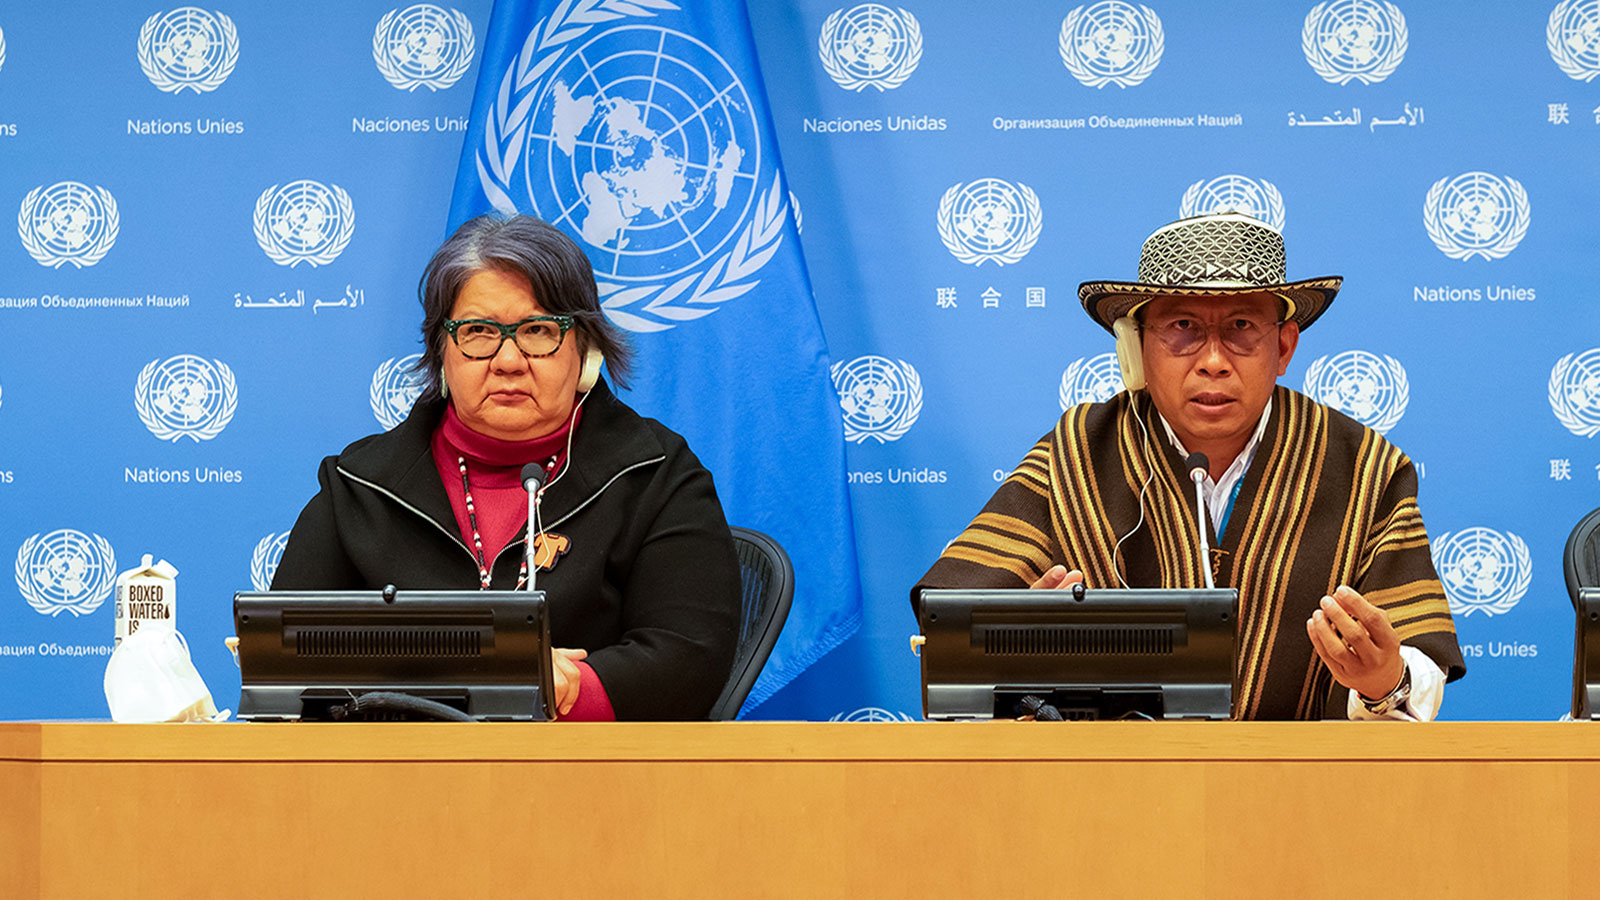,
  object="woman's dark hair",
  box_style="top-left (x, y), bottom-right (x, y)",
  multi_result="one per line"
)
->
top-left (414, 214), bottom-right (632, 401)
